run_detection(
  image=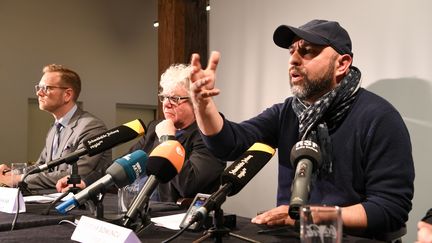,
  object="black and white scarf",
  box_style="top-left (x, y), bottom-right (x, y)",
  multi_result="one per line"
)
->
top-left (291, 66), bottom-right (362, 174)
